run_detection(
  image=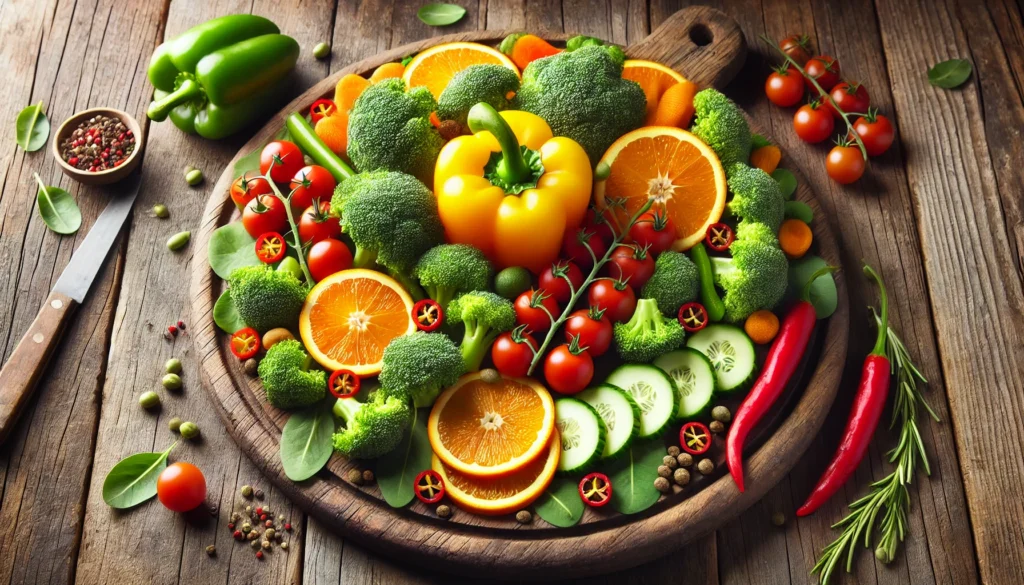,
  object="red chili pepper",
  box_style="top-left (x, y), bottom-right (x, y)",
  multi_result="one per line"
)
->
top-left (413, 470), bottom-right (445, 504)
top-left (578, 472), bottom-right (612, 507)
top-left (797, 264), bottom-right (889, 516)
top-left (328, 369), bottom-right (360, 399)
top-left (677, 302), bottom-right (708, 333)
top-left (726, 265), bottom-right (837, 492)
top-left (679, 421), bottom-right (712, 455)
top-left (255, 232), bottom-right (286, 264)
top-left (704, 222), bottom-right (734, 252)
top-left (309, 99), bottom-right (337, 125)
top-left (230, 327), bottom-right (261, 360)
top-left (412, 299), bottom-right (443, 332)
